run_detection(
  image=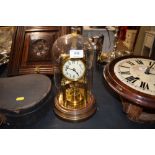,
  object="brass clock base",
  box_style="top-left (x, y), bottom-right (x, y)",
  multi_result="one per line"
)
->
top-left (54, 93), bottom-right (96, 121)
